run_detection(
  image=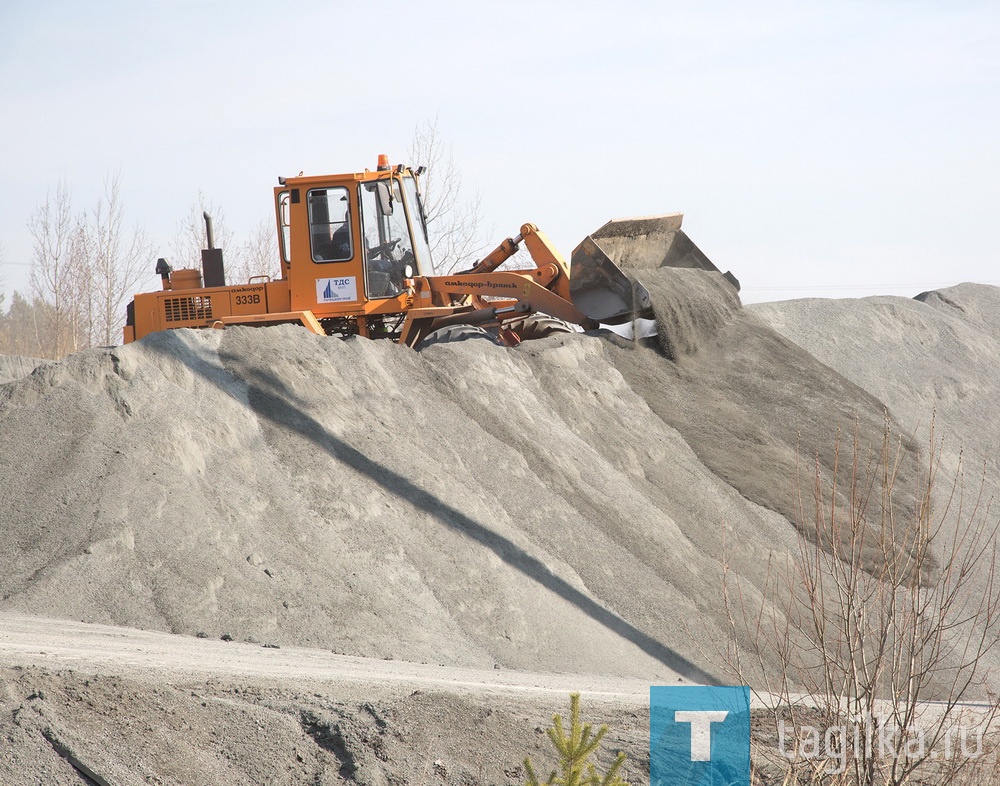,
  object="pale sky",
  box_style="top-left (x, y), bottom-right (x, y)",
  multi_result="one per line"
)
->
top-left (2, 0), bottom-right (997, 304)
